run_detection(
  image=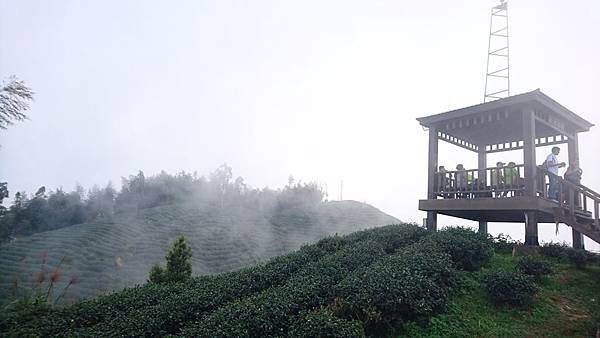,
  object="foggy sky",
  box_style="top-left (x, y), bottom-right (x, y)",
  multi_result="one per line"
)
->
top-left (1, 0), bottom-right (599, 250)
